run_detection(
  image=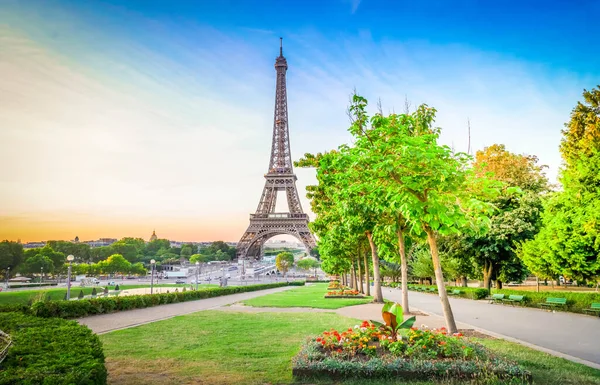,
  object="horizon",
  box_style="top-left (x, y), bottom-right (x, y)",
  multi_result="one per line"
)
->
top-left (1, 0), bottom-right (599, 243)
